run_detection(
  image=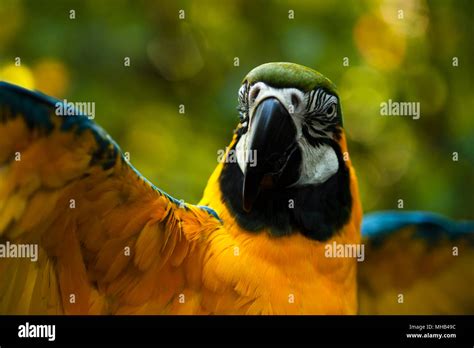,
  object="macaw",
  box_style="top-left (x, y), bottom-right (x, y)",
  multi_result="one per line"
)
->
top-left (0, 62), bottom-right (472, 315)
